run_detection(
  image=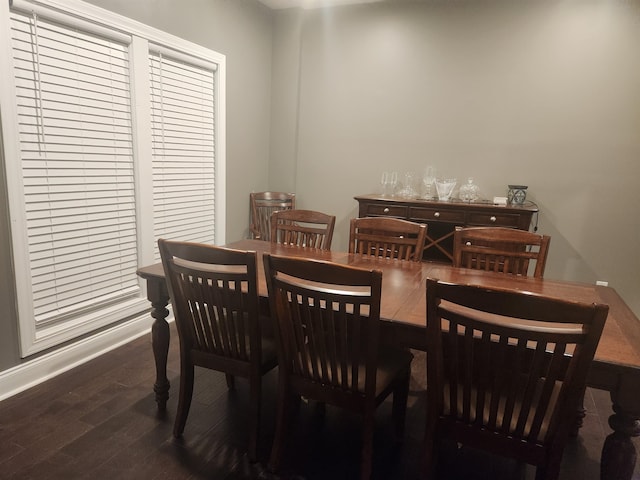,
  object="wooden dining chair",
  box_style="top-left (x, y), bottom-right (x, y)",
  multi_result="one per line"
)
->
top-left (349, 216), bottom-right (427, 262)
top-left (423, 278), bottom-right (608, 480)
top-left (270, 208), bottom-right (336, 250)
top-left (158, 239), bottom-right (278, 462)
top-left (263, 253), bottom-right (413, 480)
top-left (452, 226), bottom-right (551, 278)
top-left (250, 191), bottom-right (295, 241)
